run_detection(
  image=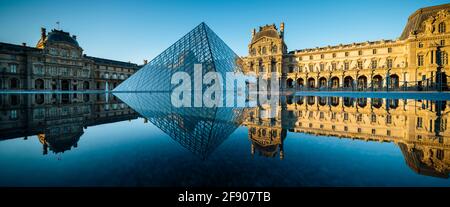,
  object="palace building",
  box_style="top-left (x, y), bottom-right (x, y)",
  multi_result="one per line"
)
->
top-left (0, 28), bottom-right (142, 91)
top-left (242, 3), bottom-right (450, 91)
